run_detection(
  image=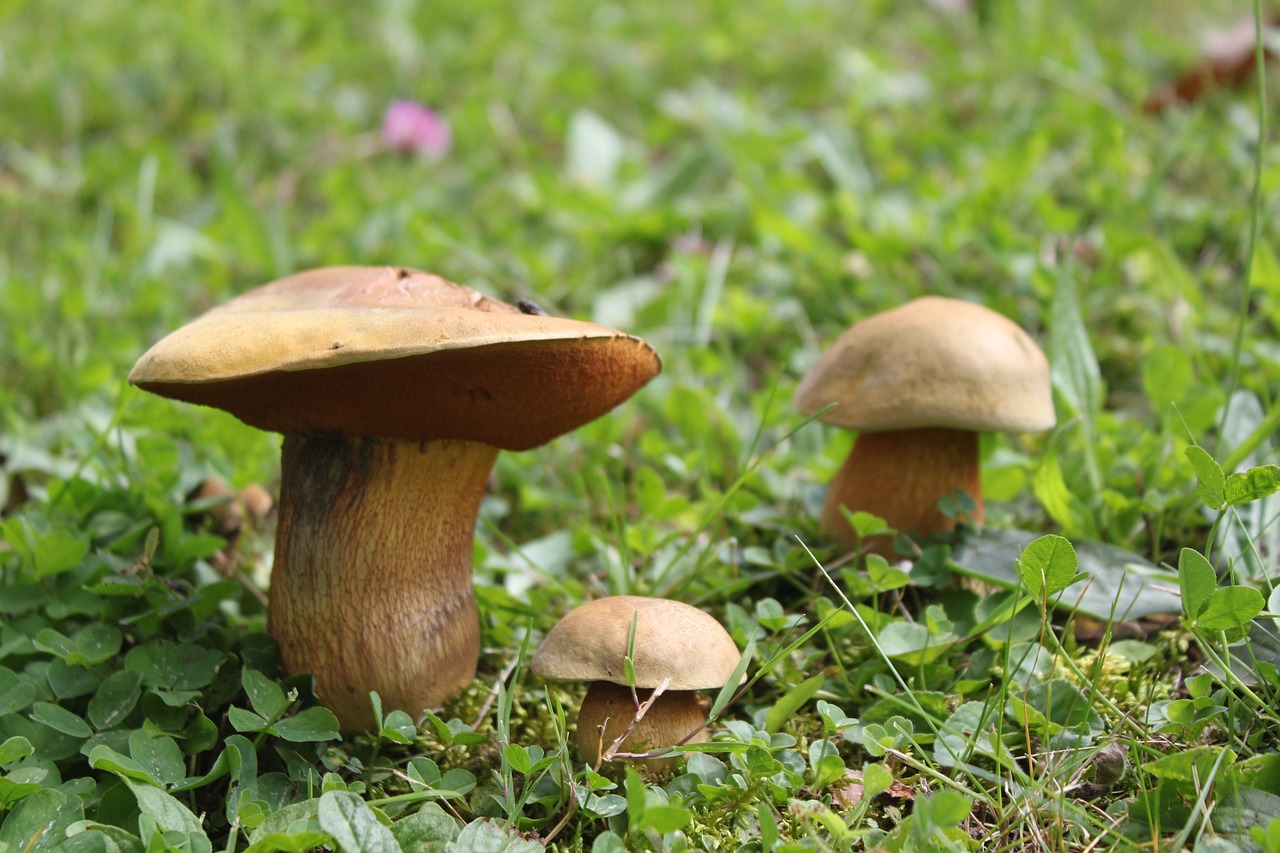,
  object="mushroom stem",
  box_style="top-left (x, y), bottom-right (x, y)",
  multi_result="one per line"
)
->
top-left (577, 681), bottom-right (709, 778)
top-left (820, 426), bottom-right (983, 552)
top-left (269, 434), bottom-right (499, 730)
